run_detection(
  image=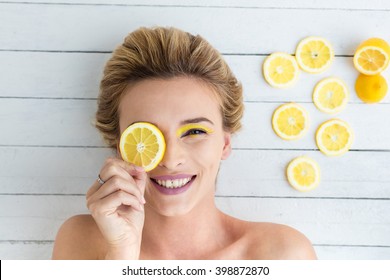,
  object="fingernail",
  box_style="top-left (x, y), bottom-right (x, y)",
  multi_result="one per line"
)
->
top-left (141, 196), bottom-right (146, 204)
top-left (135, 165), bottom-right (144, 172)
